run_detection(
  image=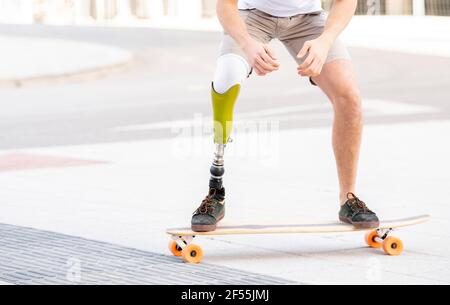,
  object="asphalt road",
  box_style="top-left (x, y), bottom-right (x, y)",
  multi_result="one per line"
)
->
top-left (0, 24), bottom-right (449, 150)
